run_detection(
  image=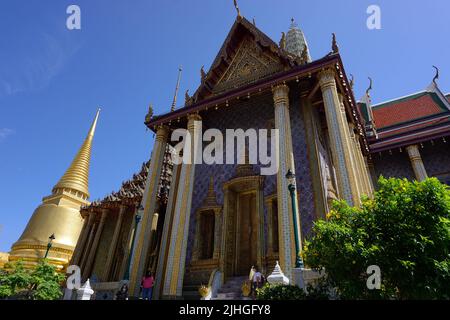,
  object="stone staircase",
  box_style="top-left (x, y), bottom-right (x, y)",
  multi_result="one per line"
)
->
top-left (212, 276), bottom-right (248, 300)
